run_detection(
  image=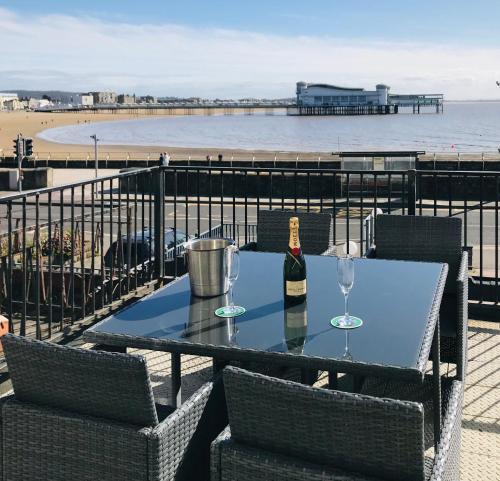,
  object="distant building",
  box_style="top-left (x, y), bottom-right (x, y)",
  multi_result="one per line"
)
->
top-left (117, 94), bottom-right (136, 105)
top-left (80, 94), bottom-right (94, 106)
top-left (3, 98), bottom-right (23, 111)
top-left (91, 91), bottom-right (117, 105)
top-left (296, 82), bottom-right (390, 107)
top-left (27, 98), bottom-right (52, 109)
top-left (137, 95), bottom-right (156, 104)
top-left (0, 93), bottom-right (19, 110)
